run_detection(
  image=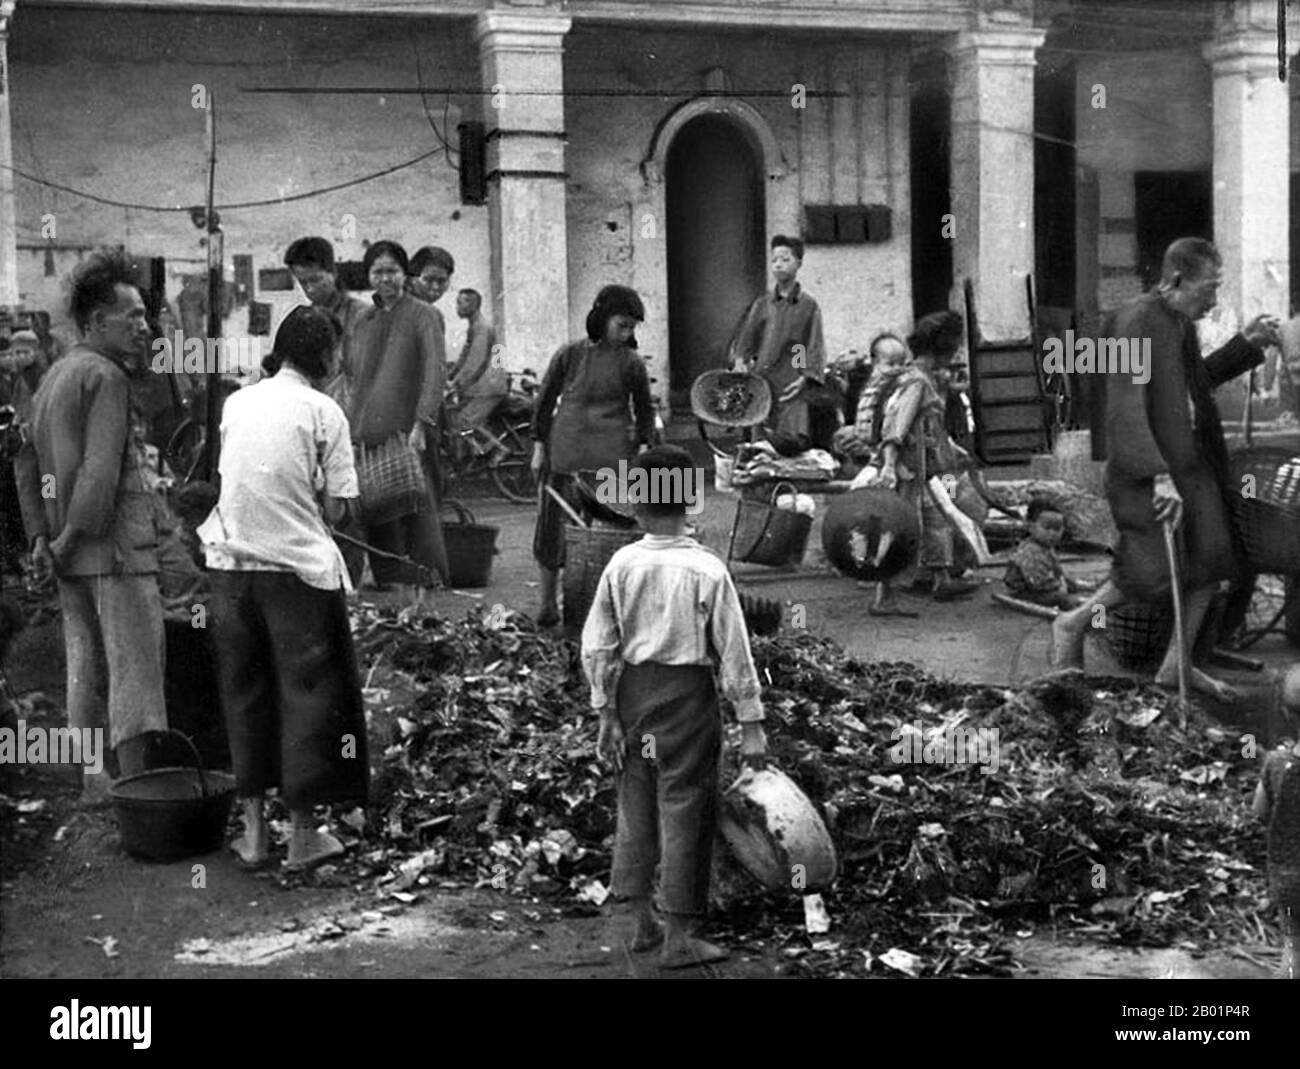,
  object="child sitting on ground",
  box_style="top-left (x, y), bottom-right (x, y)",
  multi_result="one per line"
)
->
top-left (1252, 664), bottom-right (1300, 980)
top-left (1003, 498), bottom-right (1086, 610)
top-left (581, 444), bottom-right (768, 969)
